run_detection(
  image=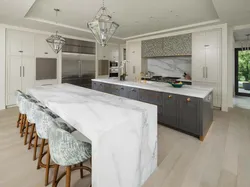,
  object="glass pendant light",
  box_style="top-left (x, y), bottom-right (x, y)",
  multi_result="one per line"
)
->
top-left (46, 9), bottom-right (66, 54)
top-left (87, 0), bottom-right (119, 47)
